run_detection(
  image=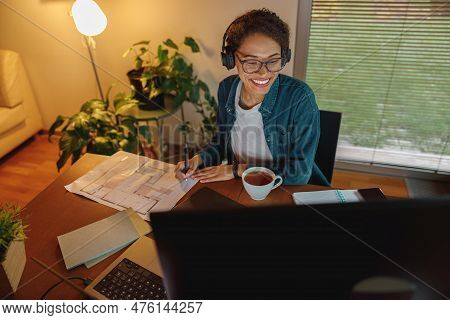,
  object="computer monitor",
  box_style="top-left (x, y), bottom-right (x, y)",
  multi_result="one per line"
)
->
top-left (151, 197), bottom-right (450, 299)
